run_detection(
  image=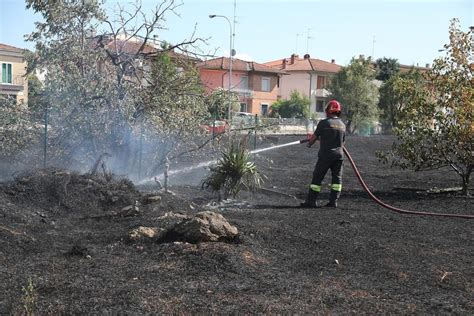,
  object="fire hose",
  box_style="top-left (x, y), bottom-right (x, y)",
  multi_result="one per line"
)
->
top-left (300, 139), bottom-right (474, 219)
